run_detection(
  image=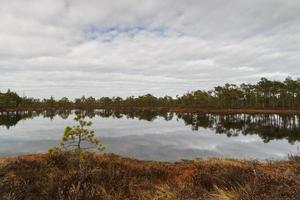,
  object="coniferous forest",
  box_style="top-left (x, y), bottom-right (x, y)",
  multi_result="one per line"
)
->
top-left (1, 77), bottom-right (300, 110)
